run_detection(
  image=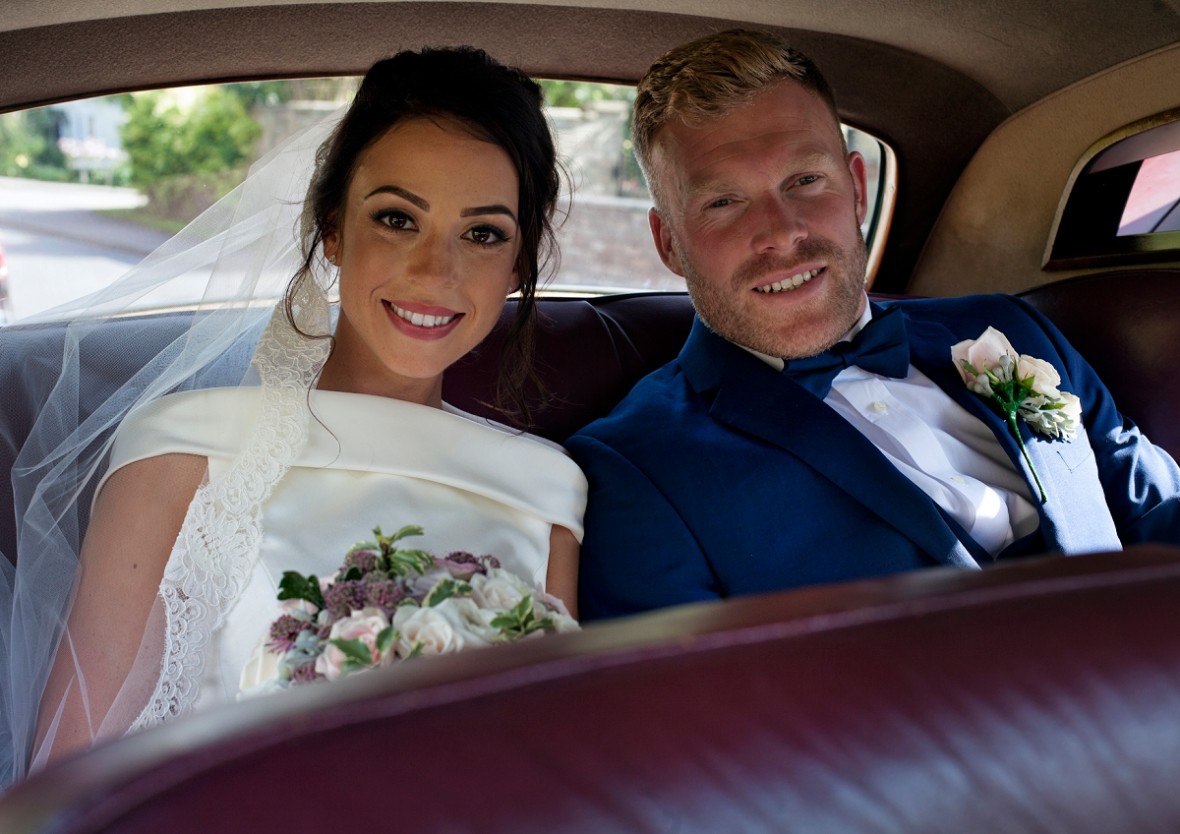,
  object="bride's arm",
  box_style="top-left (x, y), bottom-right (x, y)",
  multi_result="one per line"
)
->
top-left (546, 525), bottom-right (580, 619)
top-left (33, 453), bottom-right (206, 767)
